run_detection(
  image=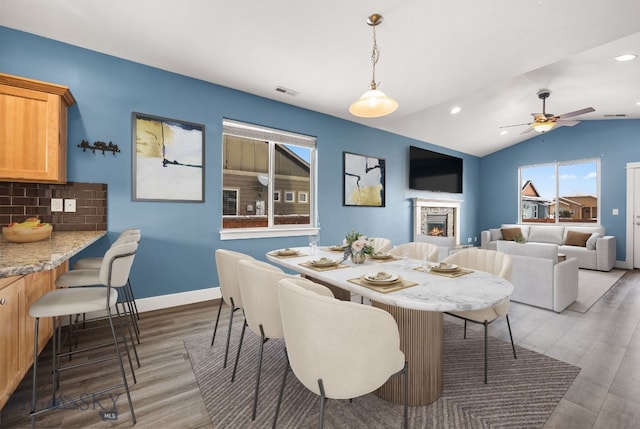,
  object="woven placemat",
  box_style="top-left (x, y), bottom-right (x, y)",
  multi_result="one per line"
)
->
top-left (347, 276), bottom-right (418, 293)
top-left (268, 251), bottom-right (307, 259)
top-left (370, 256), bottom-right (400, 263)
top-left (298, 261), bottom-right (350, 272)
top-left (413, 266), bottom-right (474, 278)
